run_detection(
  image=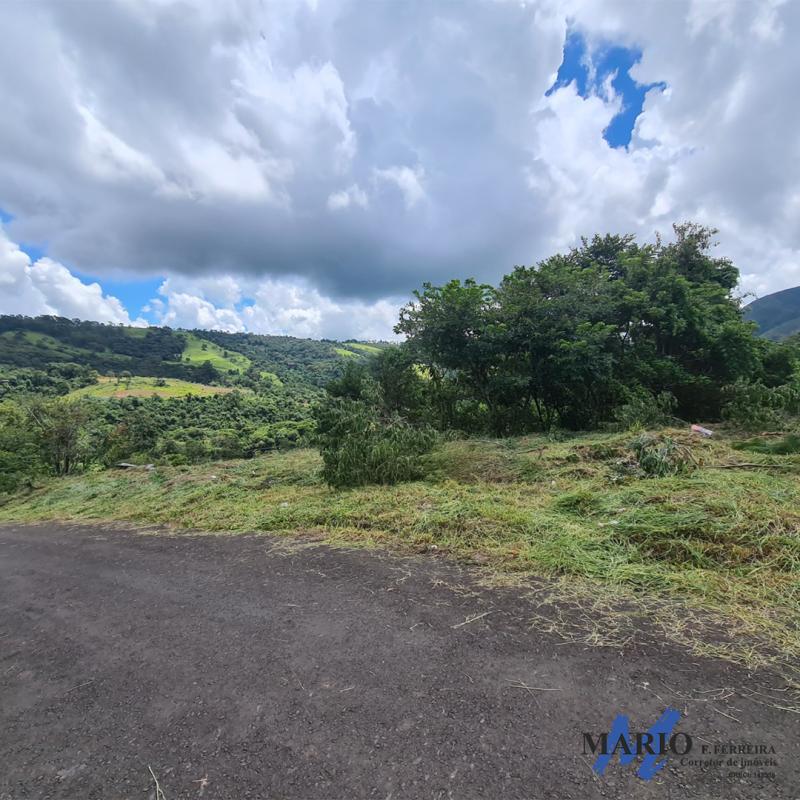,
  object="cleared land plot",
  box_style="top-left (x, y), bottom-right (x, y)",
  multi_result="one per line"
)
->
top-left (4, 428), bottom-right (799, 672)
top-left (68, 376), bottom-right (235, 399)
top-left (181, 333), bottom-right (251, 373)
